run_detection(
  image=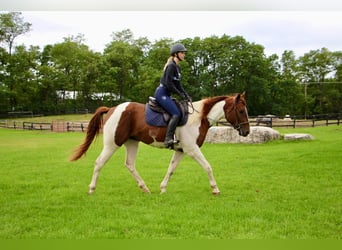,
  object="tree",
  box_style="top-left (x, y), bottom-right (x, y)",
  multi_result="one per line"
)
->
top-left (298, 48), bottom-right (337, 114)
top-left (280, 50), bottom-right (298, 80)
top-left (332, 51), bottom-right (342, 81)
top-left (0, 12), bottom-right (31, 55)
top-left (36, 45), bottom-right (60, 113)
top-left (103, 29), bottom-right (145, 102)
top-left (3, 45), bottom-right (40, 111)
top-left (49, 35), bottom-right (99, 112)
top-left (0, 46), bottom-right (10, 111)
